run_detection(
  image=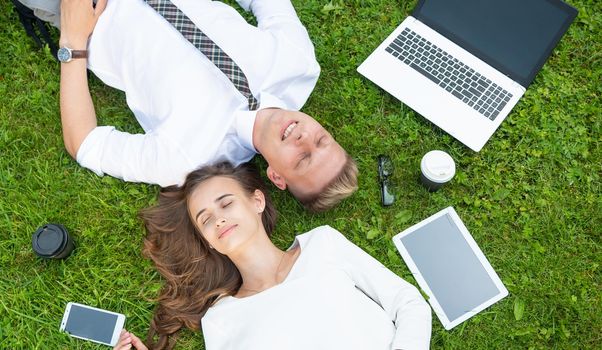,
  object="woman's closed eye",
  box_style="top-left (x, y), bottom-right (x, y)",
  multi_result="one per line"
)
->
top-left (202, 215), bottom-right (213, 226)
top-left (201, 201), bottom-right (233, 225)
